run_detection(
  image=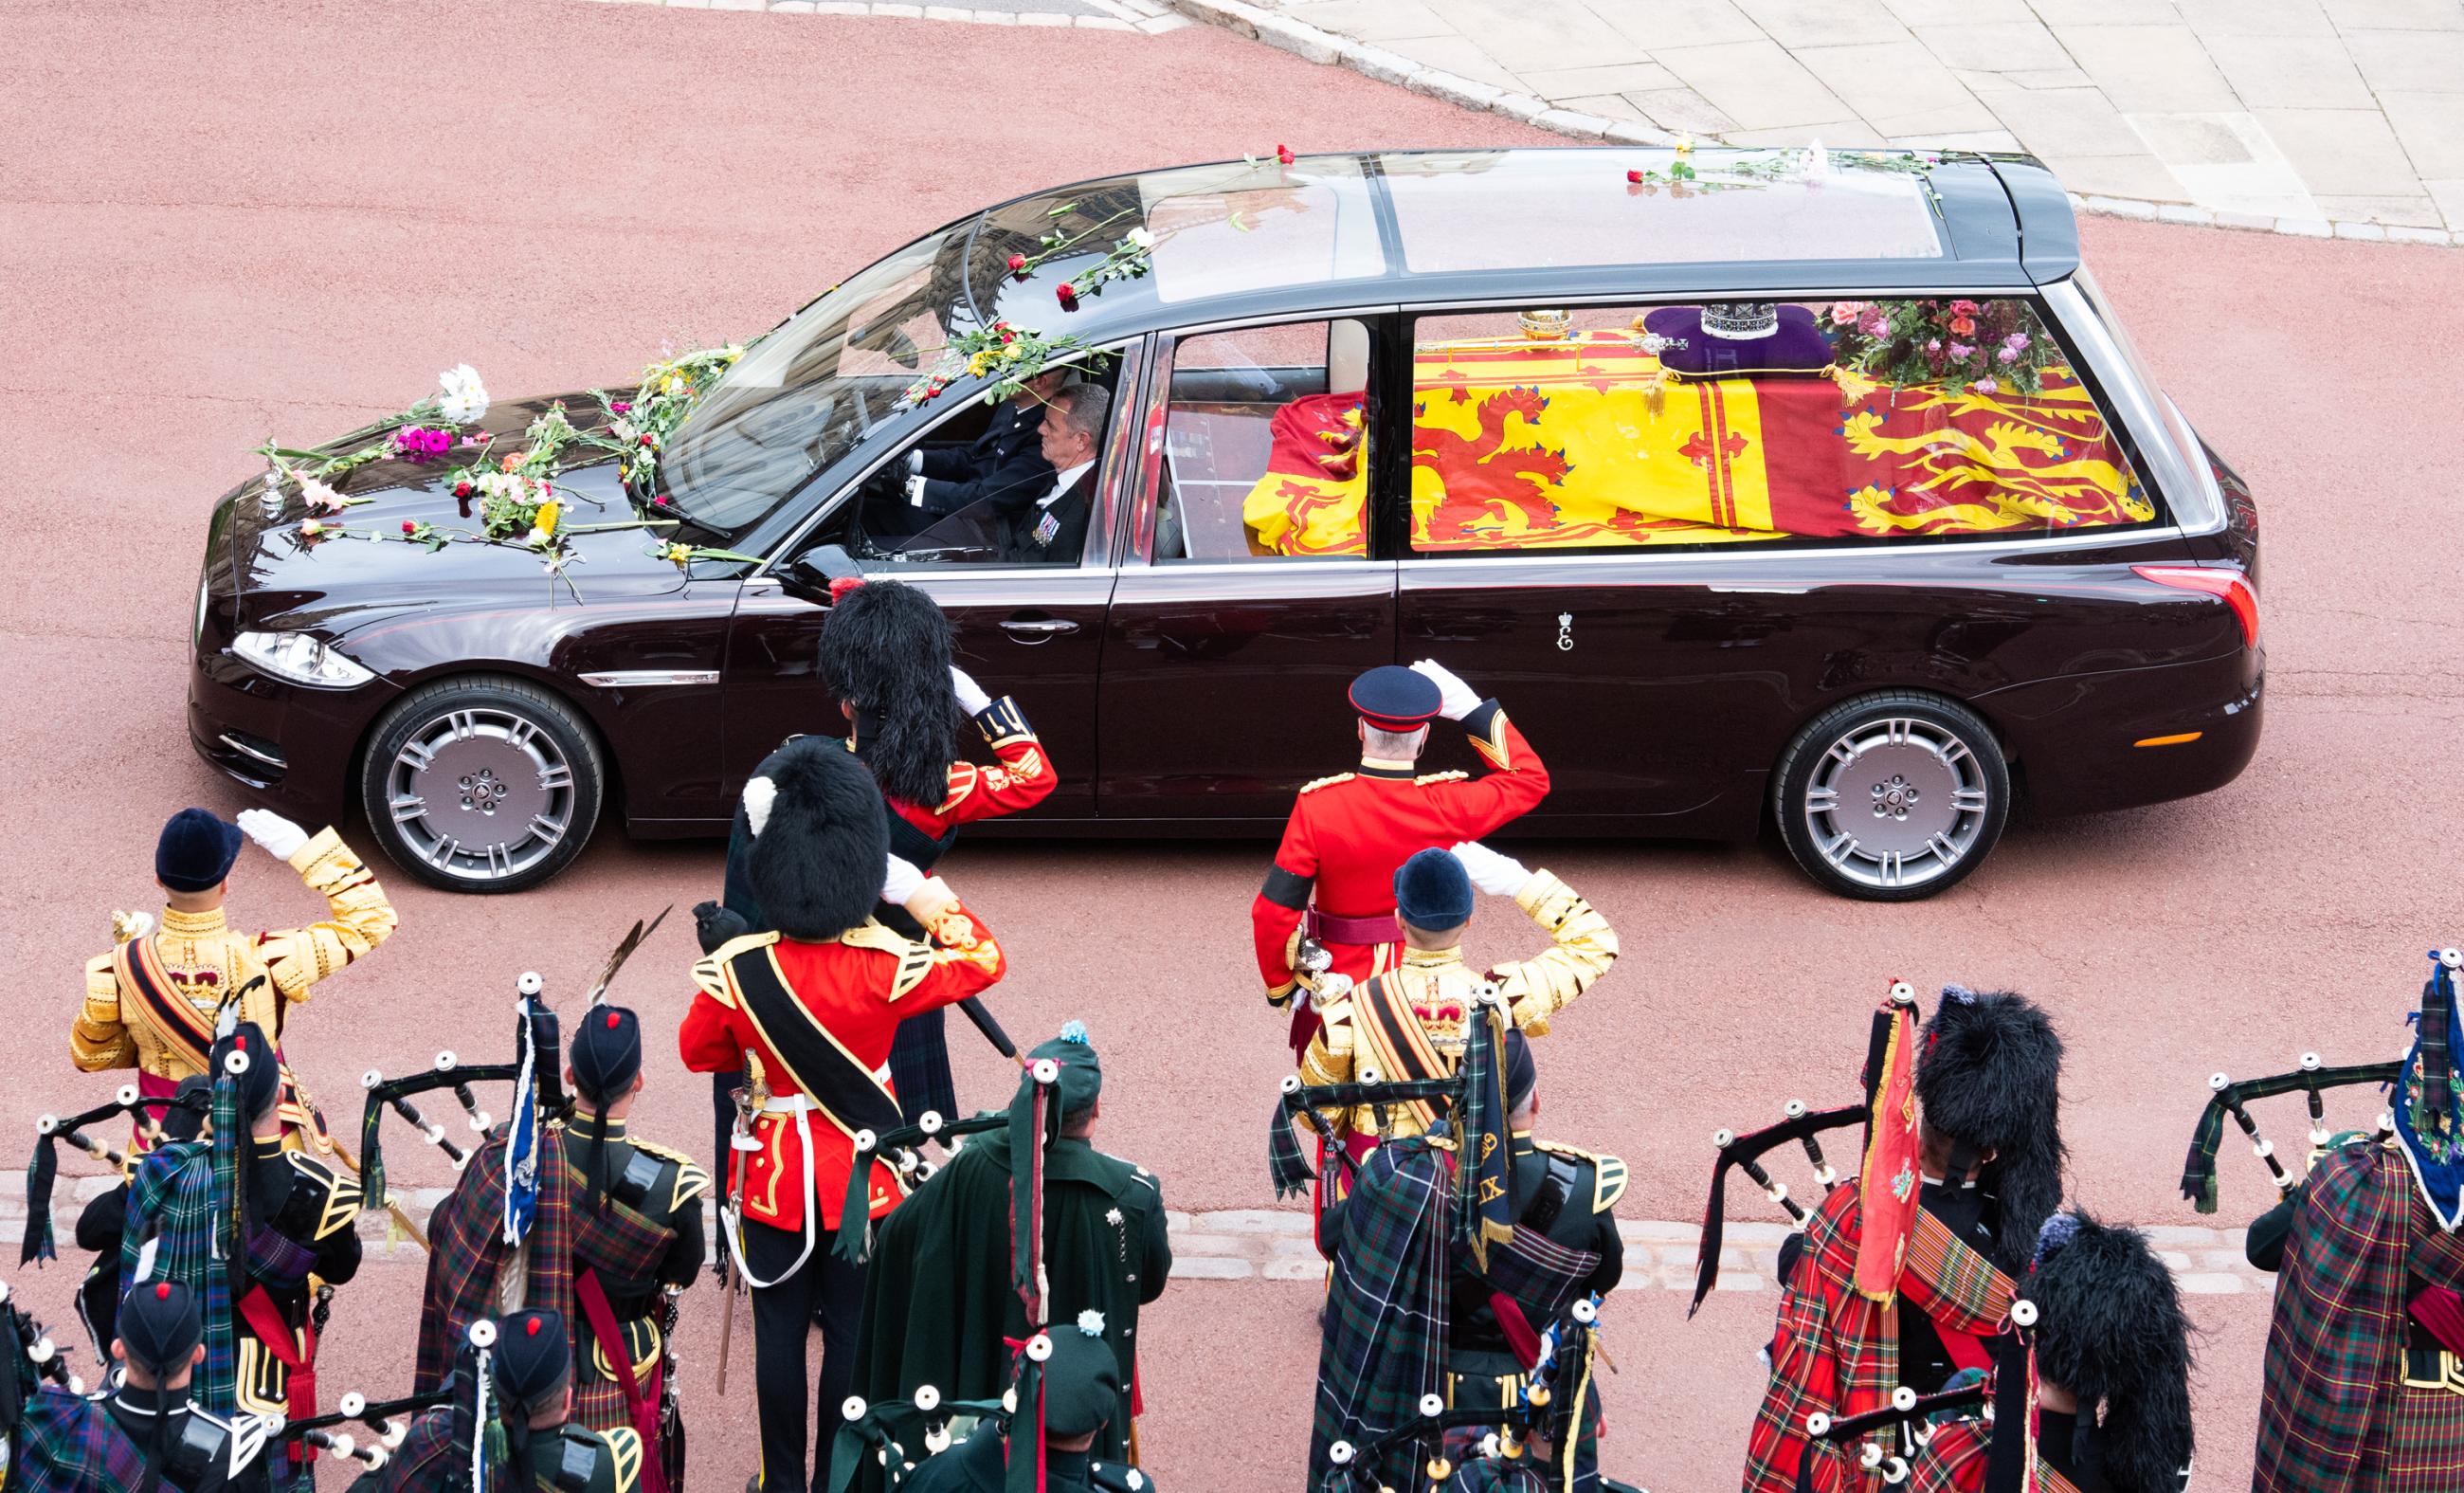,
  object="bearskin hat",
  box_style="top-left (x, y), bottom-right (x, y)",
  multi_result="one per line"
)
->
top-left (741, 736), bottom-right (890, 941)
top-left (1914, 986), bottom-right (2066, 1275)
top-left (817, 578), bottom-right (959, 810)
top-left (2024, 1210), bottom-right (2195, 1493)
